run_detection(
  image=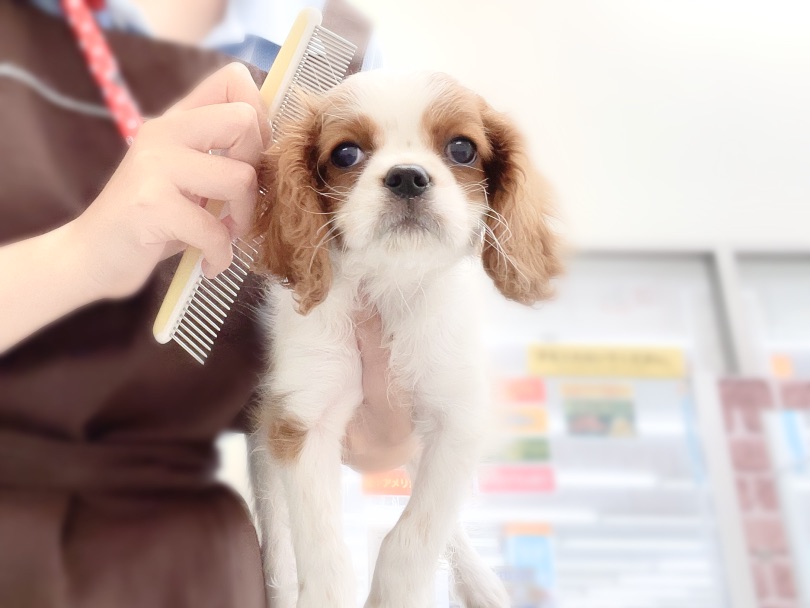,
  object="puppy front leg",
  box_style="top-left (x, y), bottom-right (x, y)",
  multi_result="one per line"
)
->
top-left (249, 430), bottom-right (300, 608)
top-left (447, 525), bottom-right (510, 608)
top-left (260, 299), bottom-right (363, 607)
top-left (365, 407), bottom-right (483, 608)
top-left (278, 410), bottom-right (356, 608)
